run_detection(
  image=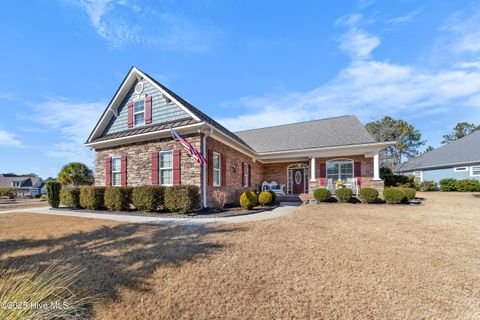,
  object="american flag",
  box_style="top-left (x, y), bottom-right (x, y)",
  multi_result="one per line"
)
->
top-left (171, 129), bottom-right (207, 164)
